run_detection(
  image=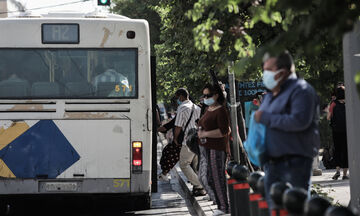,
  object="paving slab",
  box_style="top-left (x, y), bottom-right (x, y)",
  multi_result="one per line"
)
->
top-left (312, 169), bottom-right (350, 206)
